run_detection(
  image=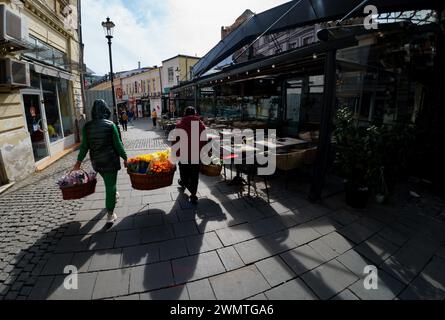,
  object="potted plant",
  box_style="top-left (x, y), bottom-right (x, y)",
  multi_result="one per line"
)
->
top-left (334, 107), bottom-right (375, 208)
